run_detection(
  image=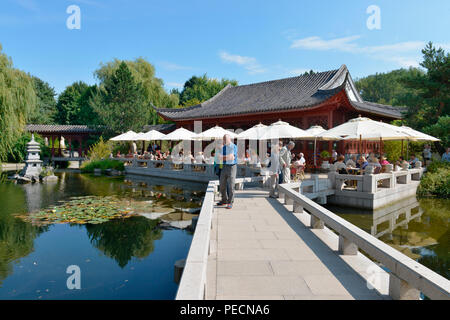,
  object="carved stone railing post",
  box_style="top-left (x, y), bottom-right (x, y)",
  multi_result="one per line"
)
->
top-left (338, 235), bottom-right (358, 255)
top-left (389, 274), bottom-right (420, 300)
top-left (310, 215), bottom-right (324, 229)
